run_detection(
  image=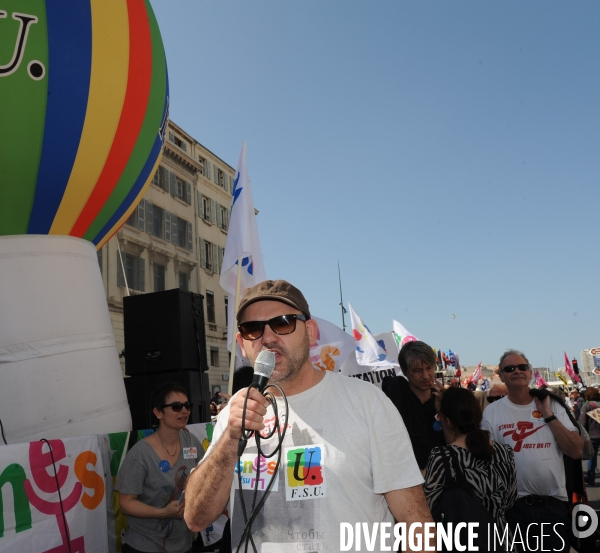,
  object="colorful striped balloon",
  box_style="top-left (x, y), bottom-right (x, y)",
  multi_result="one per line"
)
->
top-left (0, 0), bottom-right (168, 249)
